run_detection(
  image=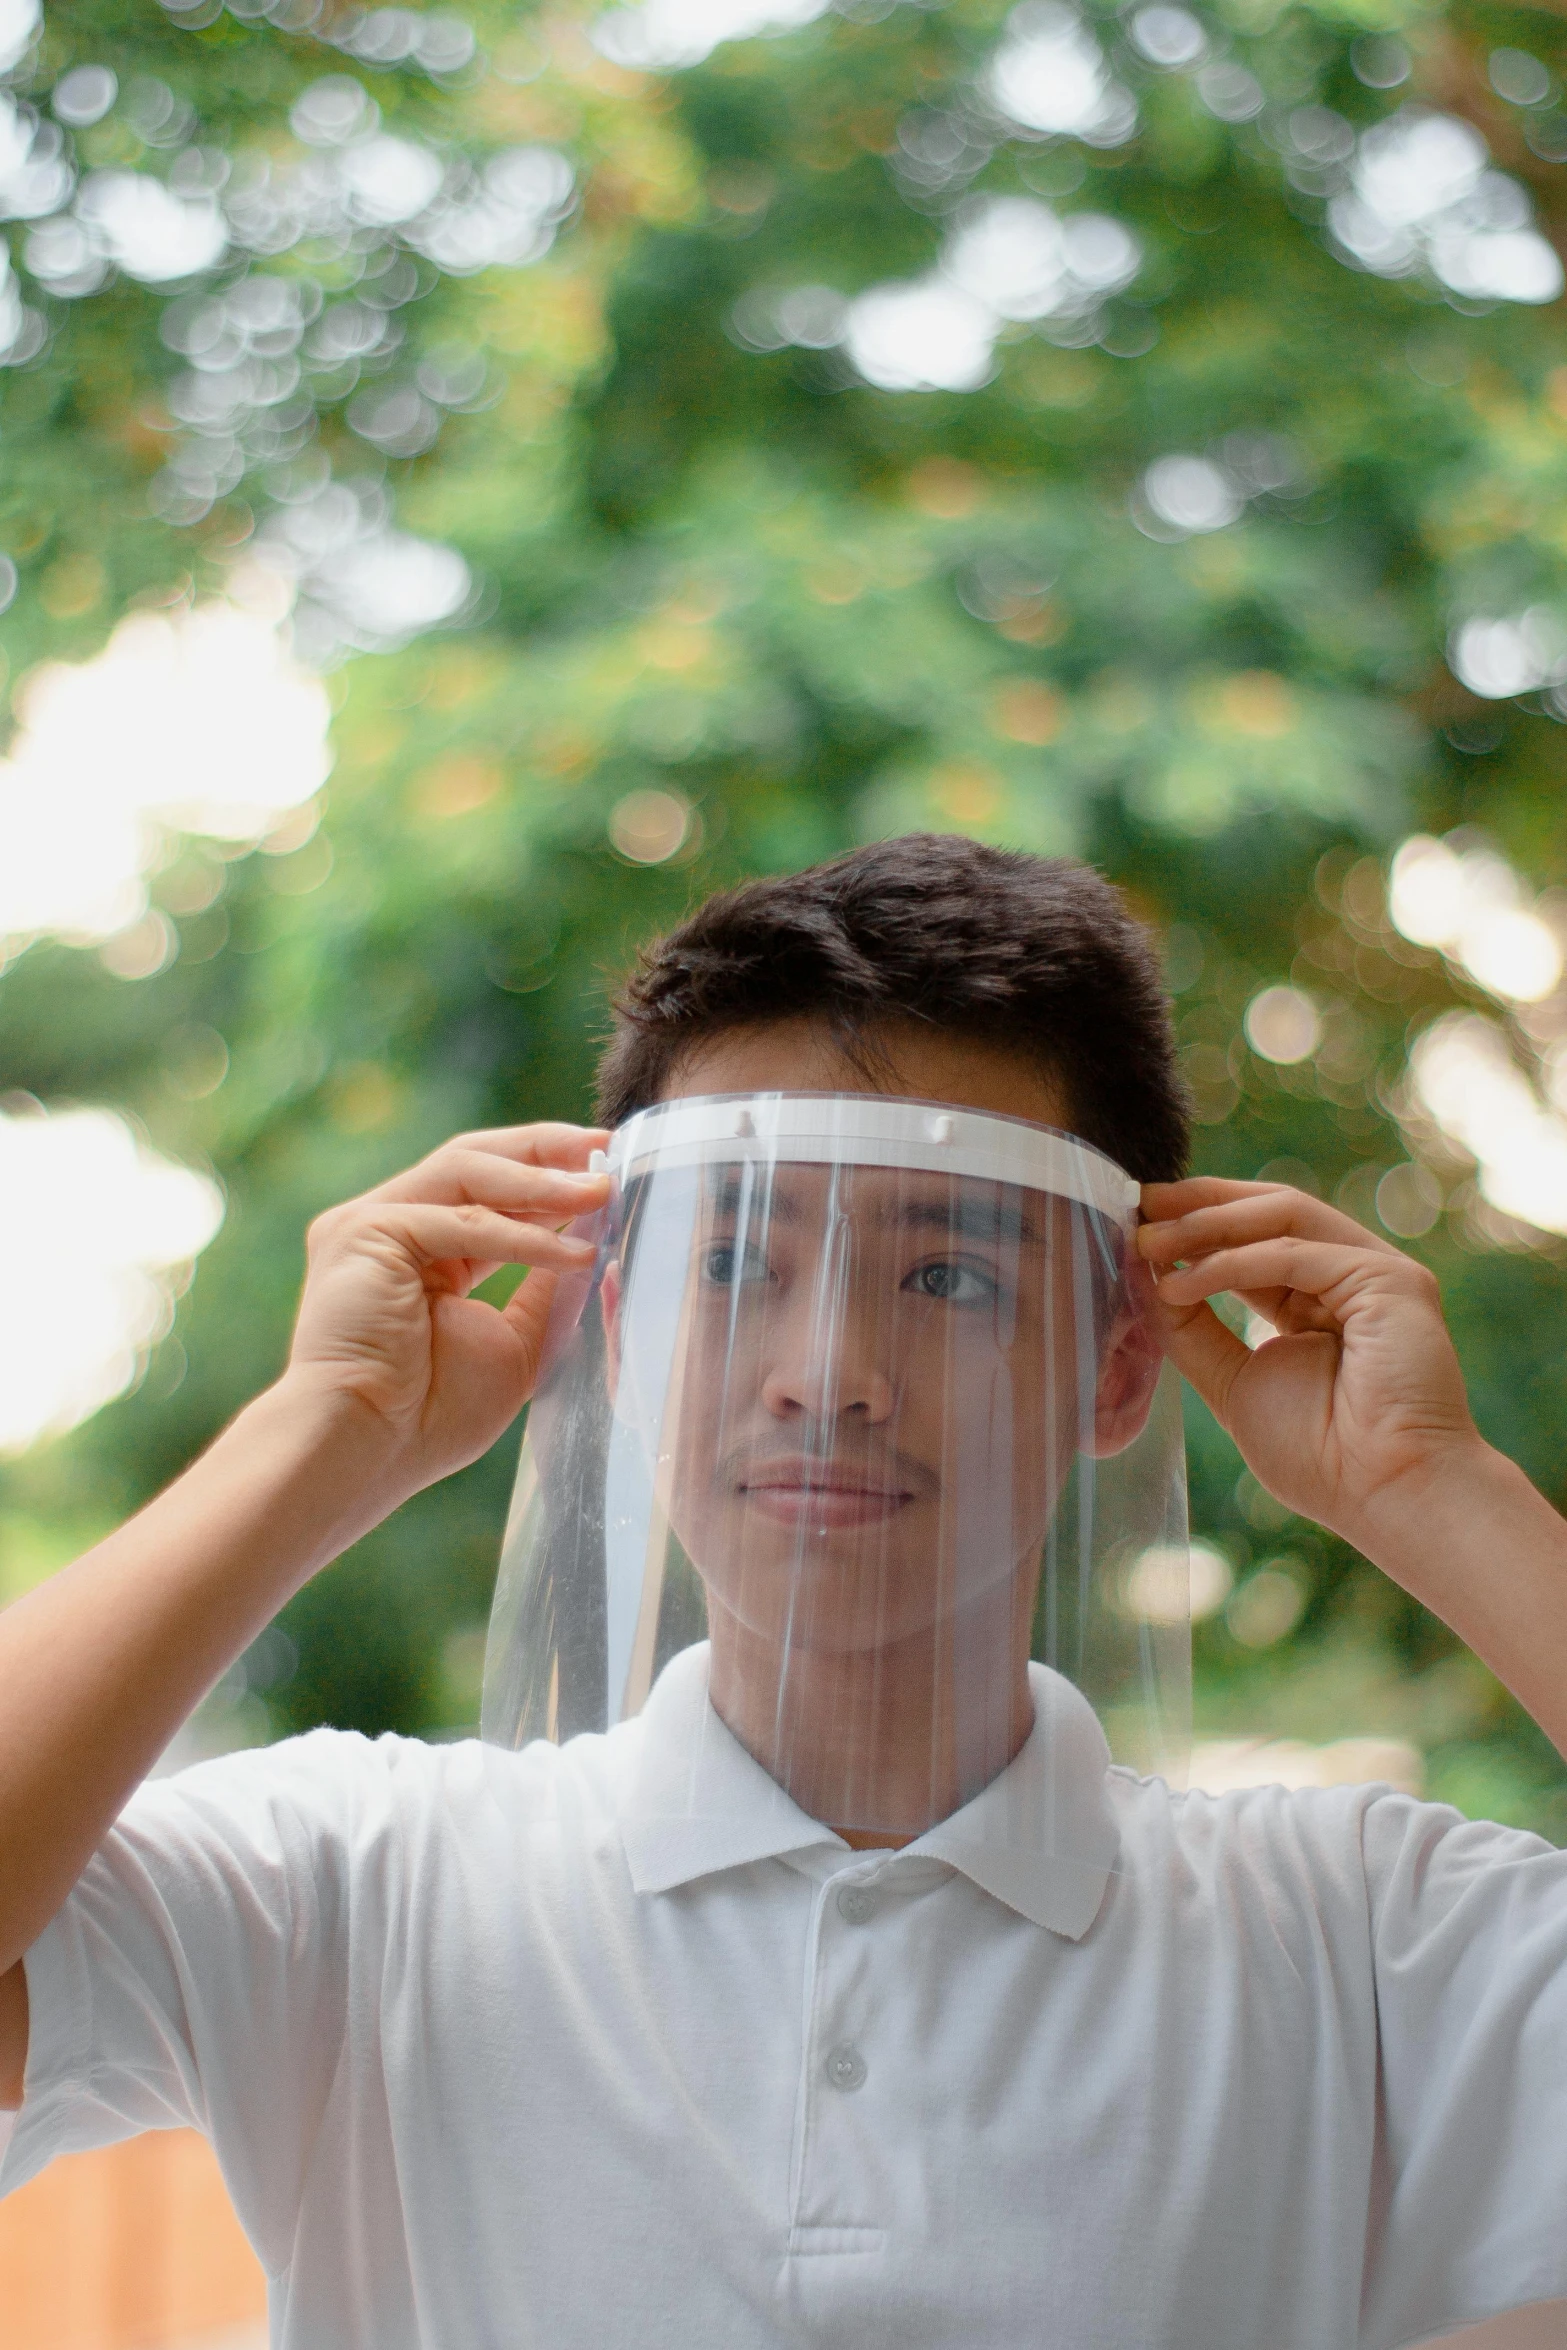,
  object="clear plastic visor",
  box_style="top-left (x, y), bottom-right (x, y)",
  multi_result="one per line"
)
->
top-left (483, 1094), bottom-right (1189, 1852)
